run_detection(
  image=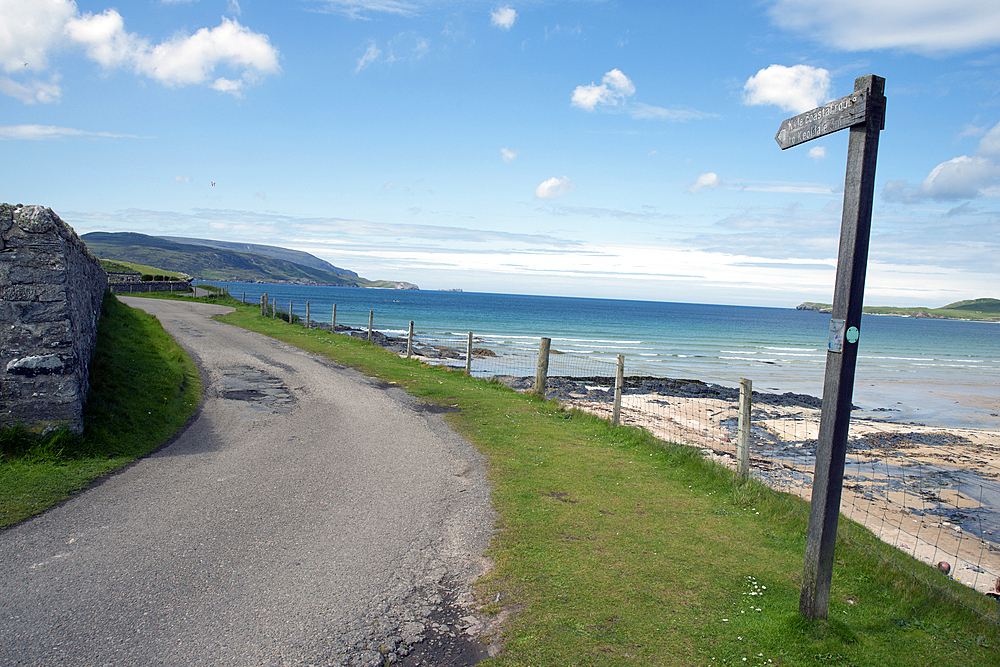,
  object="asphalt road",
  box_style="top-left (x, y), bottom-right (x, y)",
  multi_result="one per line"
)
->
top-left (0, 297), bottom-right (494, 666)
